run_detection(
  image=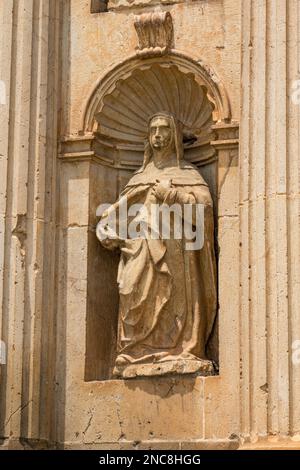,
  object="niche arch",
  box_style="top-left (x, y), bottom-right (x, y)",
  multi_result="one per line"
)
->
top-left (82, 51), bottom-right (235, 380)
top-left (82, 51), bottom-right (231, 134)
